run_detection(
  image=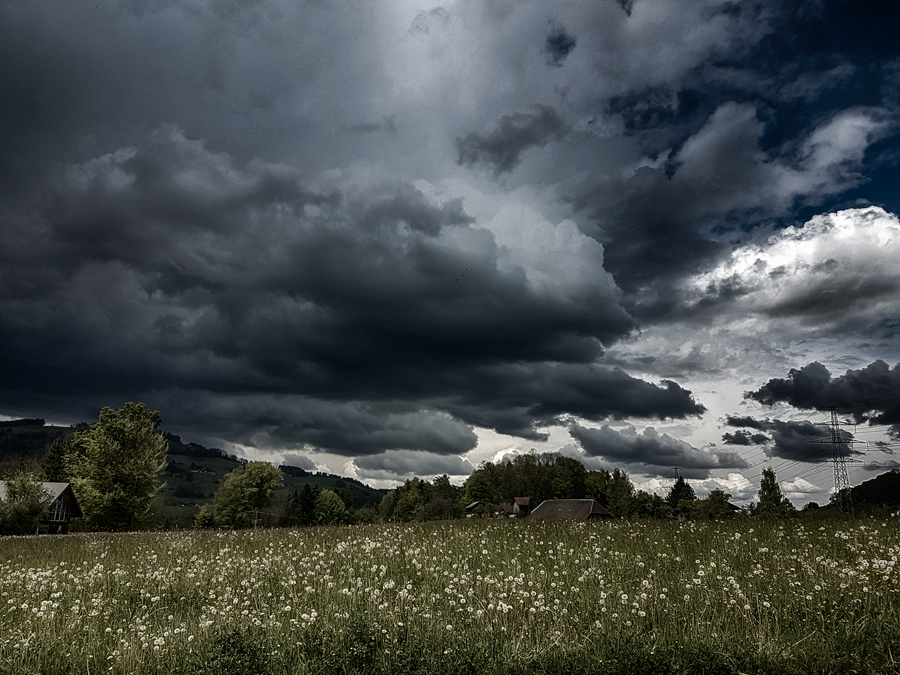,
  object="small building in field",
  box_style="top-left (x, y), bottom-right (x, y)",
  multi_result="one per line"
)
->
top-left (527, 498), bottom-right (612, 521)
top-left (0, 481), bottom-right (82, 534)
top-left (41, 483), bottom-right (82, 533)
top-left (499, 502), bottom-right (515, 517)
